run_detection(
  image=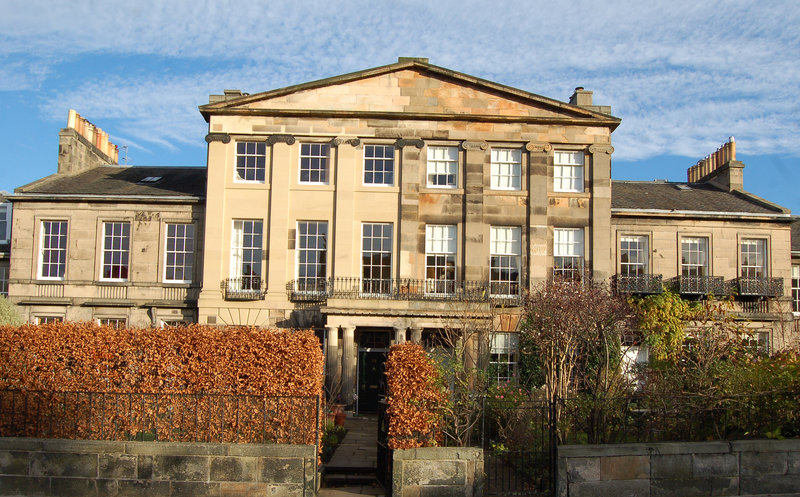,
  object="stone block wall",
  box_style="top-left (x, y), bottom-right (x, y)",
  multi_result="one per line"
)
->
top-left (558, 439), bottom-right (800, 497)
top-left (0, 438), bottom-right (316, 497)
top-left (392, 447), bottom-right (483, 497)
